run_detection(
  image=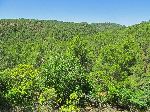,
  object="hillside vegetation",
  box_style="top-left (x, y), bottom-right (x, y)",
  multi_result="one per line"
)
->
top-left (0, 19), bottom-right (150, 112)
